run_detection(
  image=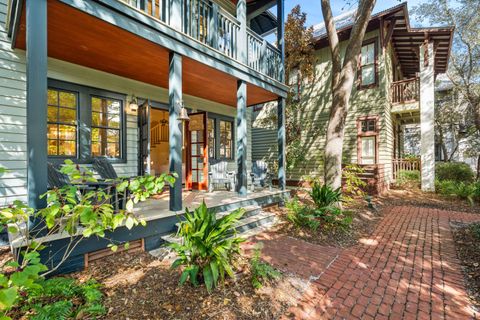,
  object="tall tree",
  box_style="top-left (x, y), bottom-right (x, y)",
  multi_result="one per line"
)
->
top-left (320, 0), bottom-right (377, 188)
top-left (414, 0), bottom-right (480, 175)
